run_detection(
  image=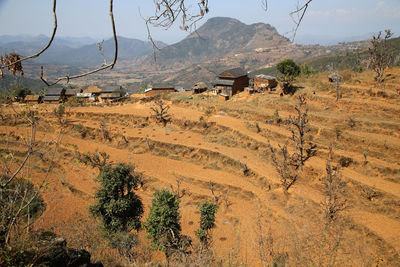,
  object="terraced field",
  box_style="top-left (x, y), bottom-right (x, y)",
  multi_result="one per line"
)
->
top-left (1, 69), bottom-right (400, 266)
